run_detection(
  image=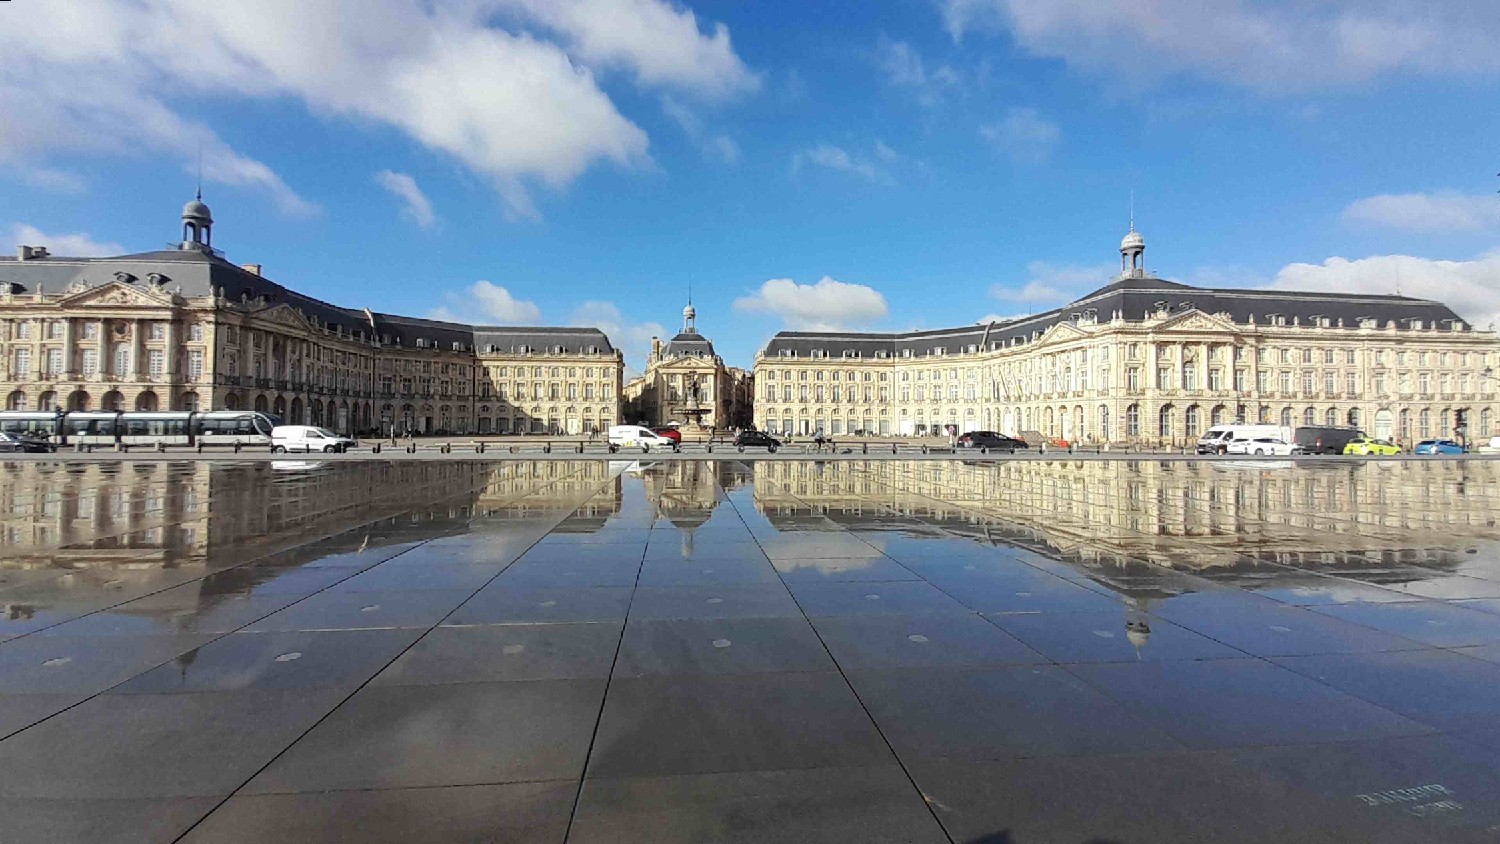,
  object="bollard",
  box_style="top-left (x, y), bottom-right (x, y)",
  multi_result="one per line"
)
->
top-left (1068, 444), bottom-right (1074, 455)
top-left (609, 444), bottom-right (618, 454)
top-left (1039, 443), bottom-right (1046, 455)
top-left (233, 442), bottom-right (241, 453)
top-left (980, 447), bottom-right (988, 455)
top-left (510, 446), bottom-right (518, 454)
top-left (892, 444), bottom-right (898, 454)
top-left (543, 444), bottom-right (551, 454)
top-left (157, 442), bottom-right (166, 454)
top-left (1009, 447), bottom-right (1016, 455)
top-left (372, 443), bottom-right (381, 454)
top-left (862, 443), bottom-right (868, 454)
top-left (577, 444), bottom-right (584, 454)
top-left (75, 443), bottom-right (85, 453)
top-left (706, 444), bottom-right (713, 453)
top-left (409, 443), bottom-right (417, 454)
top-left (196, 443), bottom-right (203, 454)
top-left (921, 445), bottom-right (929, 455)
